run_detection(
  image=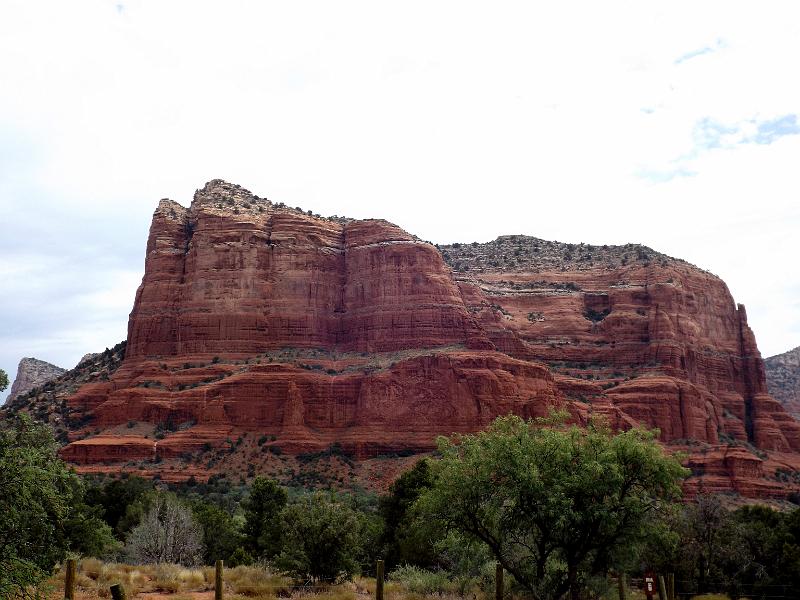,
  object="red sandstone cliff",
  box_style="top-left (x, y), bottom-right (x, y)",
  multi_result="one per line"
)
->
top-left (55, 182), bottom-right (800, 498)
